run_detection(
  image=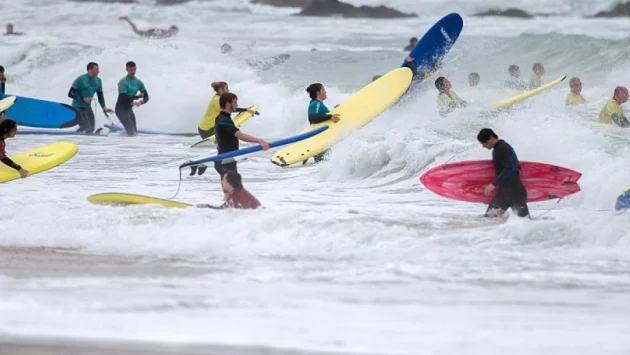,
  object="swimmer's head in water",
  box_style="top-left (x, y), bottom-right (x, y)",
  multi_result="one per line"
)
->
top-left (533, 62), bottom-right (545, 75)
top-left (468, 72), bottom-right (480, 86)
top-left (435, 76), bottom-right (450, 92)
top-left (221, 43), bottom-right (232, 54)
top-left (508, 64), bottom-right (520, 77)
top-left (569, 77), bottom-right (582, 93)
top-left (614, 86), bottom-right (629, 104)
top-left (169, 25), bottom-right (178, 33)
